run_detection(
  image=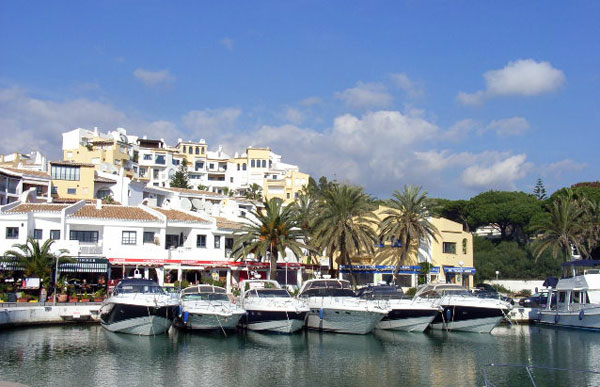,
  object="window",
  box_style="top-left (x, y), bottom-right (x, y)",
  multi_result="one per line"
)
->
top-left (462, 238), bottom-right (468, 254)
top-left (262, 160), bottom-right (266, 168)
top-left (6, 227), bottom-right (19, 239)
top-left (201, 147), bottom-right (205, 154)
top-left (443, 242), bottom-right (457, 254)
top-left (214, 235), bottom-right (221, 249)
top-left (50, 230), bottom-right (60, 240)
top-left (143, 231), bottom-right (155, 244)
top-left (237, 164), bottom-right (240, 171)
top-left (182, 145), bottom-right (186, 153)
top-left (195, 147), bottom-right (199, 155)
top-left (70, 230), bottom-right (99, 243)
top-left (195, 161), bottom-right (204, 170)
top-left (122, 231), bottom-right (137, 245)
top-left (230, 177), bottom-right (234, 183)
top-left (35, 186), bottom-right (44, 196)
top-left (196, 234), bottom-right (206, 248)
top-left (209, 163), bottom-right (215, 170)
top-left (287, 193), bottom-right (291, 199)
top-left (559, 292), bottom-right (566, 303)
top-left (188, 147), bottom-right (193, 154)
top-left (173, 159), bottom-right (180, 166)
top-left (225, 237), bottom-right (234, 249)
top-left (33, 229), bottom-right (43, 240)
top-left (67, 188), bottom-right (77, 195)
top-left (51, 165), bottom-right (80, 181)
top-left (155, 155), bottom-right (166, 165)
top-left (269, 160), bottom-right (272, 168)
top-left (242, 163), bottom-right (247, 171)
top-left (251, 160), bottom-right (255, 168)
top-left (143, 154), bottom-right (152, 160)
